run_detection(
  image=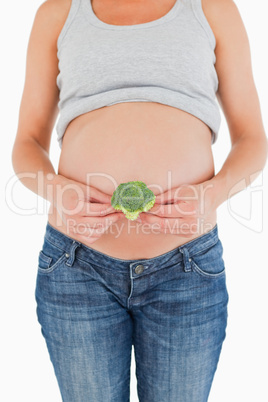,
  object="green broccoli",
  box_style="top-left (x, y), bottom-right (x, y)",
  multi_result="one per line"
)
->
top-left (111, 181), bottom-right (156, 220)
